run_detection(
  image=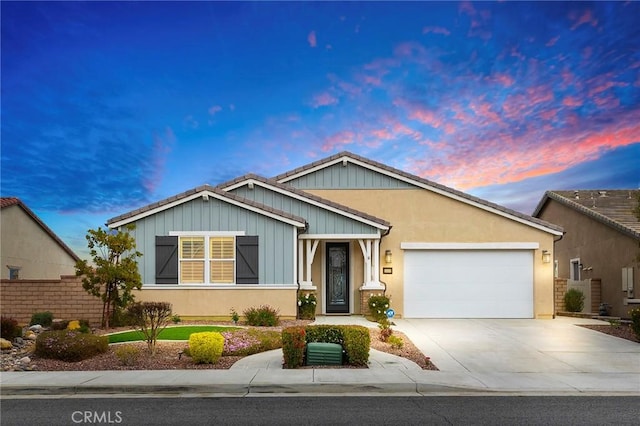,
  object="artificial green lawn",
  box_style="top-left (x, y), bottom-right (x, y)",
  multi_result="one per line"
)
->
top-left (107, 325), bottom-right (239, 344)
